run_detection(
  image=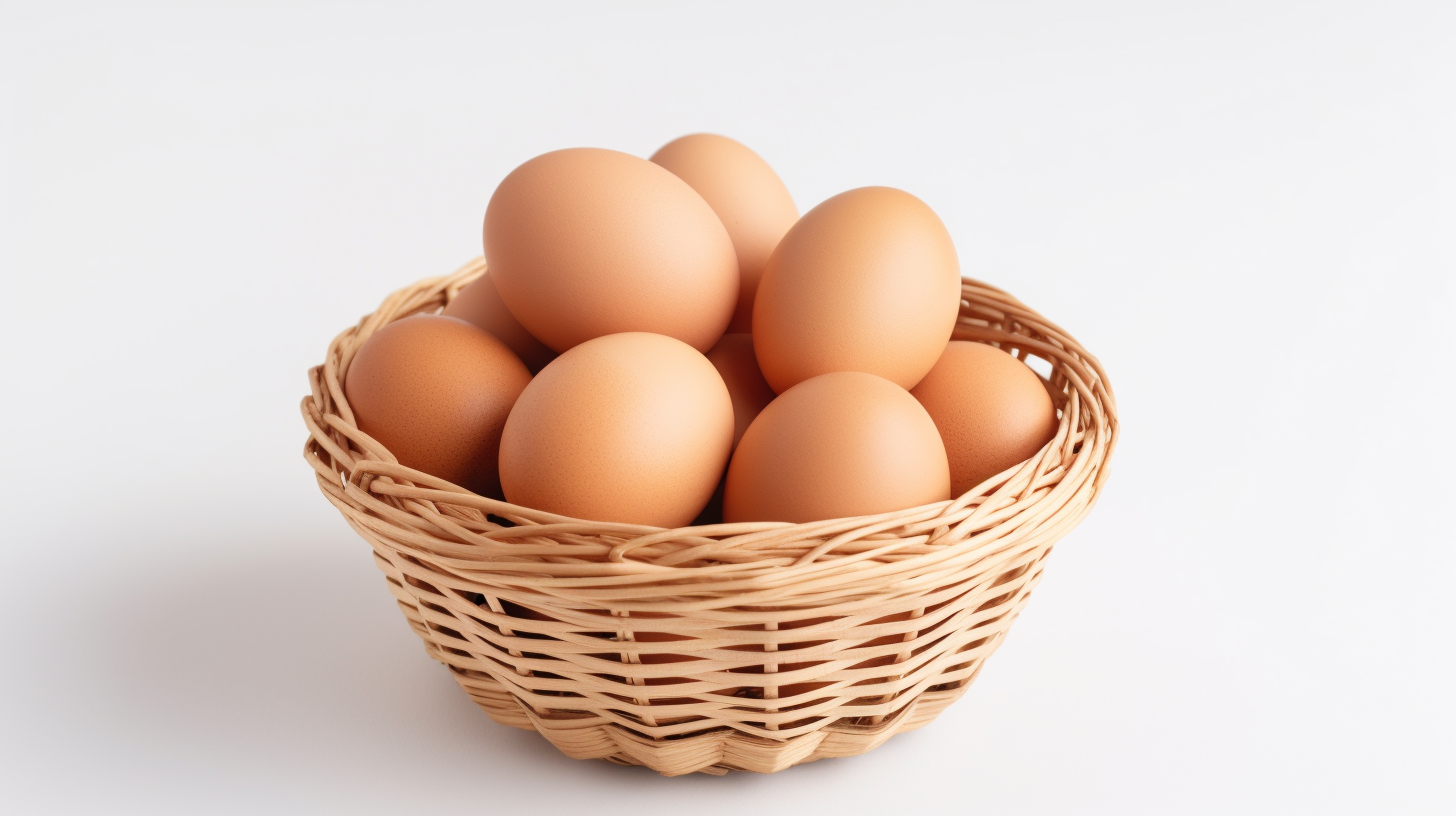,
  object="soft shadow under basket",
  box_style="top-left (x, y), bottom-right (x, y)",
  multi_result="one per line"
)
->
top-left (301, 257), bottom-right (1118, 776)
